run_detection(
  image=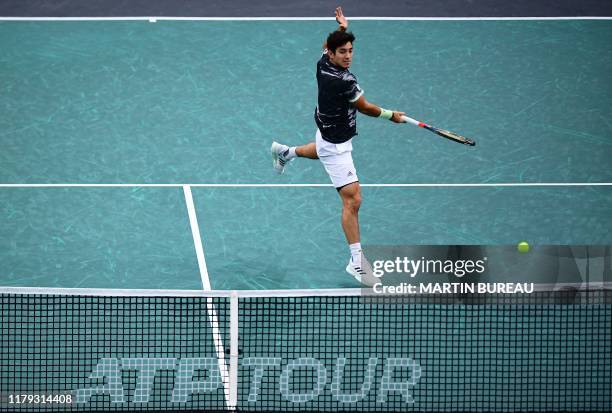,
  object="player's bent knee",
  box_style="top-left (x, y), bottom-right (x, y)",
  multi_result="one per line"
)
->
top-left (352, 193), bottom-right (362, 211)
top-left (342, 192), bottom-right (361, 212)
